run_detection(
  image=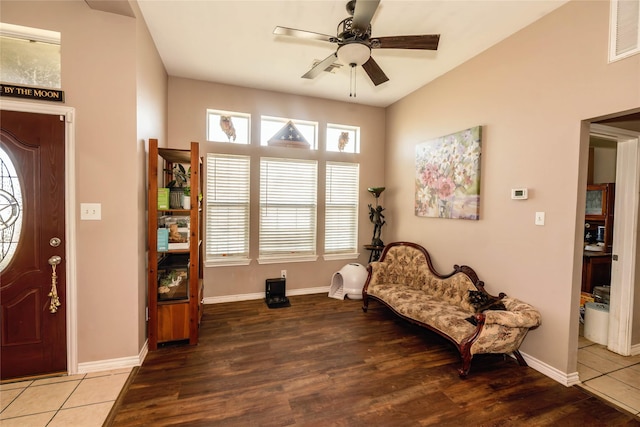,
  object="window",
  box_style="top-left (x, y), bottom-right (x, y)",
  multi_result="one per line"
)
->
top-left (206, 109), bottom-right (250, 144)
top-left (206, 154), bottom-right (250, 265)
top-left (609, 0), bottom-right (640, 62)
top-left (326, 124), bottom-right (360, 153)
top-left (0, 23), bottom-right (61, 88)
top-left (260, 116), bottom-right (317, 149)
top-left (259, 158), bottom-right (318, 262)
top-left (325, 162), bottom-right (359, 258)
